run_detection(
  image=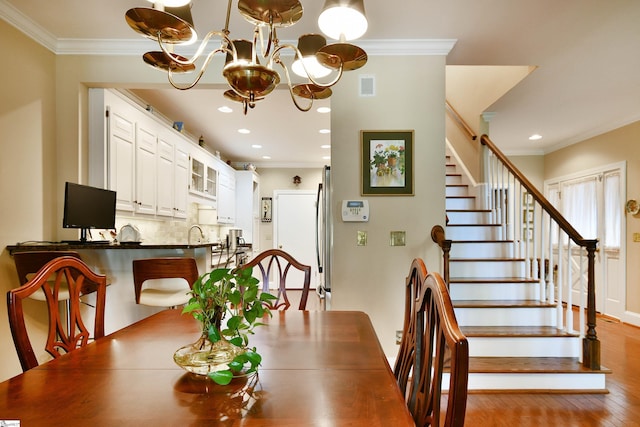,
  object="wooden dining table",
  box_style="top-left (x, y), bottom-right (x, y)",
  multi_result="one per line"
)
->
top-left (0, 309), bottom-right (415, 426)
